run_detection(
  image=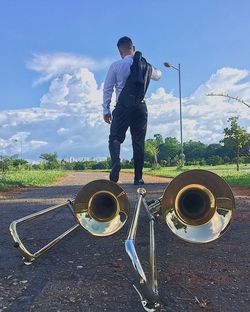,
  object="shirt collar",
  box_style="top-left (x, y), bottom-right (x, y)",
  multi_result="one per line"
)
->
top-left (124, 55), bottom-right (133, 59)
